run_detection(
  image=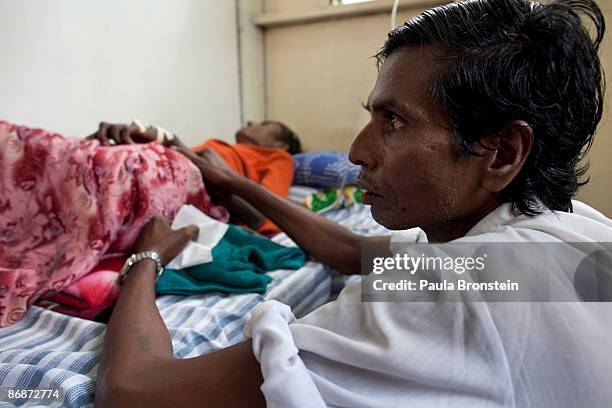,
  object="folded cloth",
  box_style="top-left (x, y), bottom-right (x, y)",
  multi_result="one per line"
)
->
top-left (157, 224), bottom-right (306, 296)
